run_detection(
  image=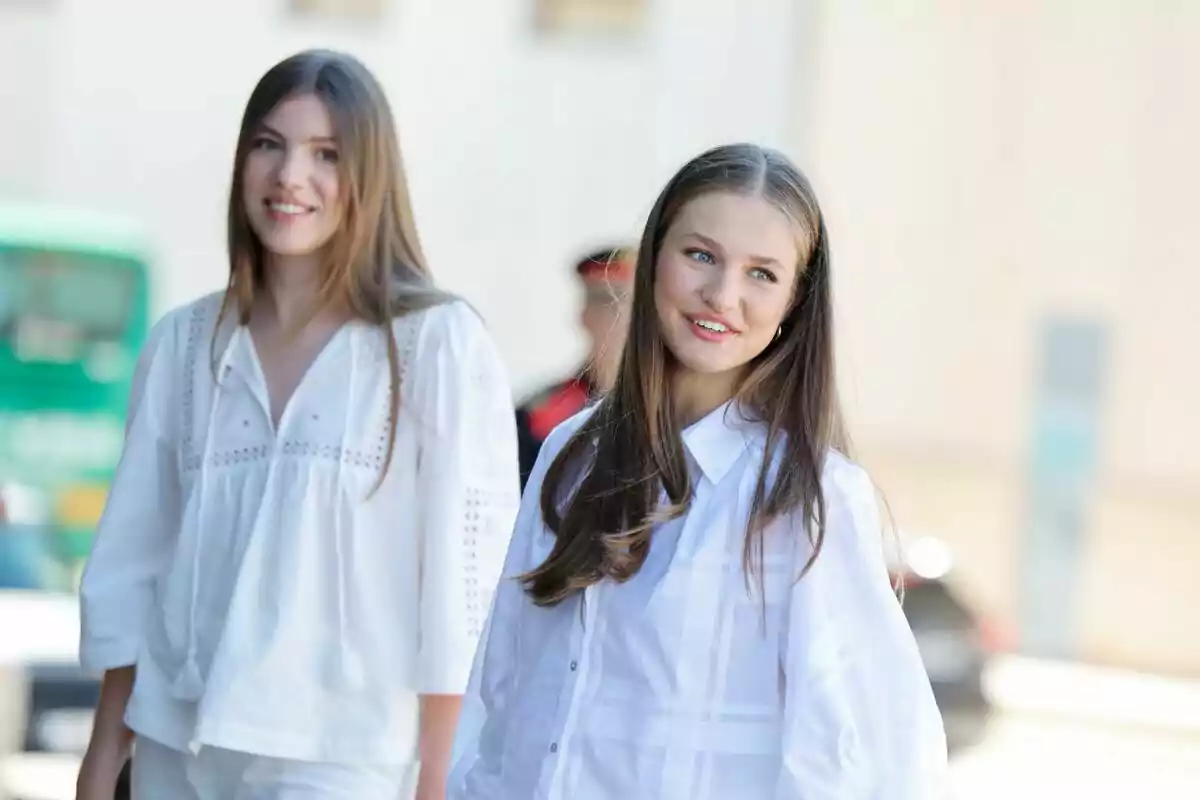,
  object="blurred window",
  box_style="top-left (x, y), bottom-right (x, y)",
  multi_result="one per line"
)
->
top-left (0, 248), bottom-right (135, 358)
top-left (535, 0), bottom-right (645, 33)
top-left (288, 0), bottom-right (384, 21)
